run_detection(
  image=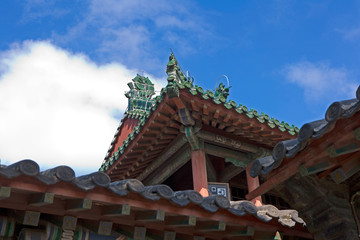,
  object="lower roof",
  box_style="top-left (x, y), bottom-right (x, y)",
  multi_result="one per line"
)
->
top-left (0, 159), bottom-right (312, 239)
